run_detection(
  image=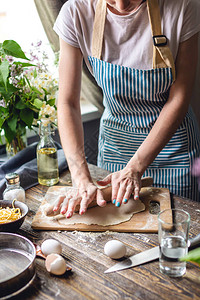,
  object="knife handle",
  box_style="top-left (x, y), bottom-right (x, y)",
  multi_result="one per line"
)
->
top-left (189, 233), bottom-right (200, 248)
